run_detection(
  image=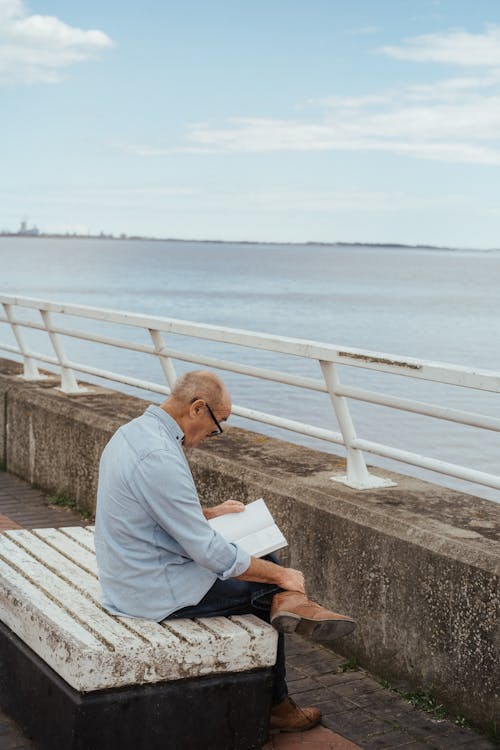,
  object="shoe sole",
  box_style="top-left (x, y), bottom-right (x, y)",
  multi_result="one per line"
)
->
top-left (269, 717), bottom-right (321, 734)
top-left (271, 611), bottom-right (356, 639)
